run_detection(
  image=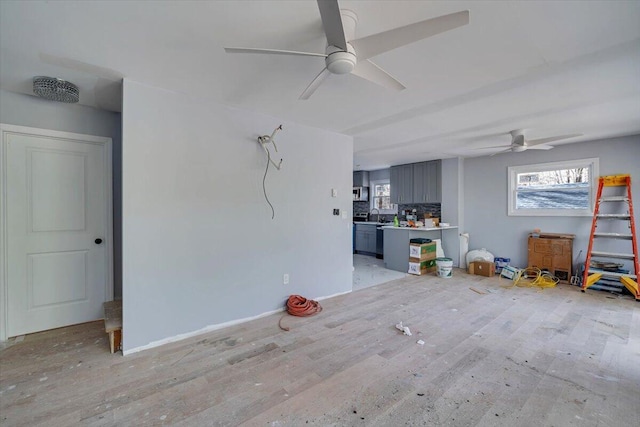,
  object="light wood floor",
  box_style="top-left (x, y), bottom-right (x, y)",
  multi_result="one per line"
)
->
top-left (2, 271), bottom-right (639, 426)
